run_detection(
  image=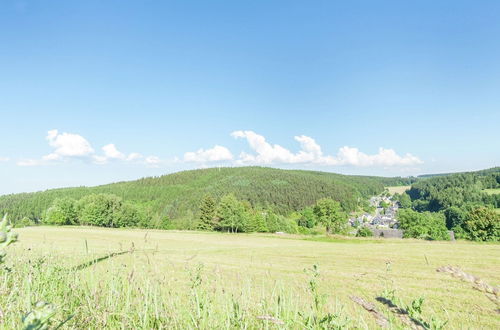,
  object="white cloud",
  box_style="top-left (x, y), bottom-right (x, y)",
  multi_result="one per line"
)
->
top-left (92, 155), bottom-right (108, 165)
top-left (95, 145), bottom-right (144, 164)
top-left (17, 159), bottom-right (41, 167)
top-left (231, 130), bottom-right (304, 164)
top-left (126, 152), bottom-right (143, 161)
top-left (231, 130), bottom-right (422, 167)
top-left (46, 129), bottom-right (94, 158)
top-left (102, 144), bottom-right (125, 160)
top-left (17, 129), bottom-right (156, 167)
top-left (42, 153), bottom-right (60, 161)
top-left (0, 157), bottom-right (9, 163)
top-left (332, 146), bottom-right (423, 167)
top-left (184, 145), bottom-right (233, 163)
top-left (145, 156), bottom-right (161, 167)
